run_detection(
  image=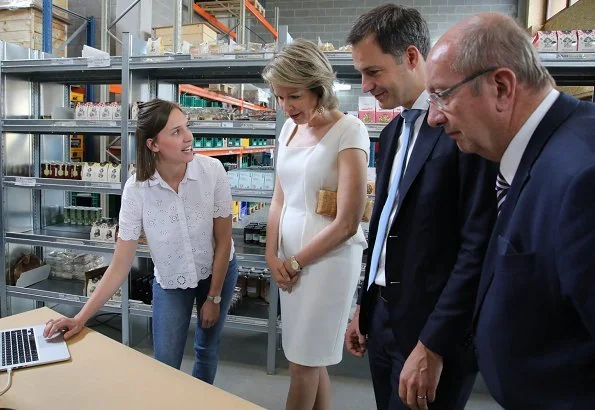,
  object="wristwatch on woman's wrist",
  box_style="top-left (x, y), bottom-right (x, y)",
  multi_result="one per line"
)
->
top-left (207, 295), bottom-right (222, 304)
top-left (290, 256), bottom-right (302, 272)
